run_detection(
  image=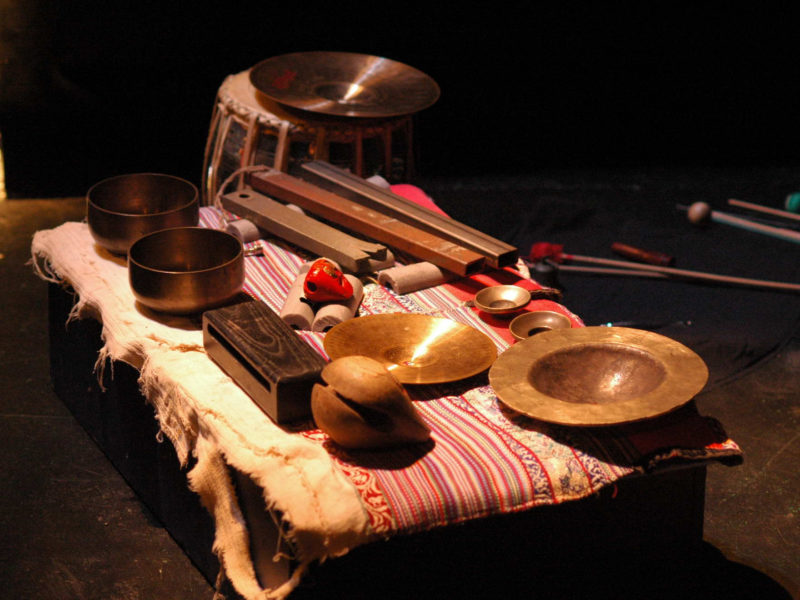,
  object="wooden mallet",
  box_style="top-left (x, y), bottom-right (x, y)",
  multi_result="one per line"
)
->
top-left (684, 202), bottom-right (800, 245)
